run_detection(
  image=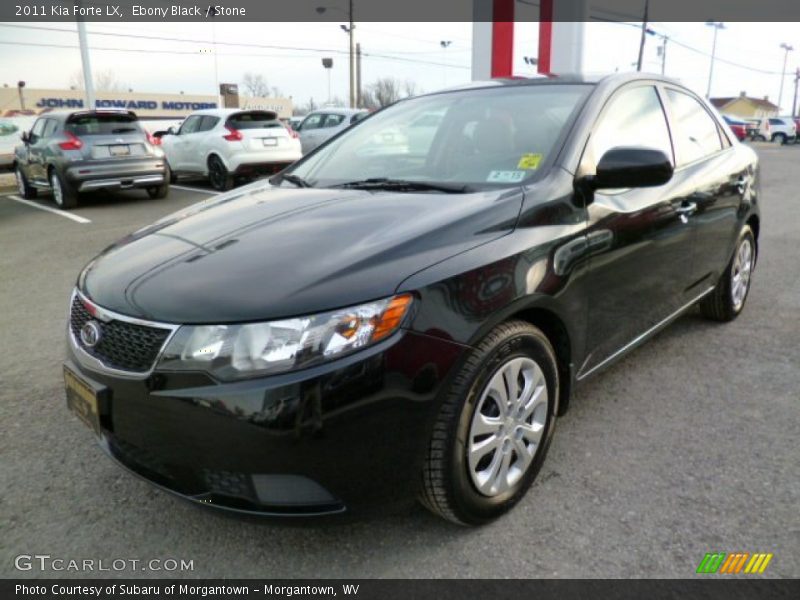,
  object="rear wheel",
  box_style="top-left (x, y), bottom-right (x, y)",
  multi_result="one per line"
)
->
top-left (699, 225), bottom-right (755, 321)
top-left (208, 155), bottom-right (233, 191)
top-left (420, 320), bottom-right (558, 525)
top-left (771, 132), bottom-right (787, 144)
top-left (49, 168), bottom-right (77, 209)
top-left (146, 184), bottom-right (169, 199)
top-left (15, 165), bottom-right (37, 199)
